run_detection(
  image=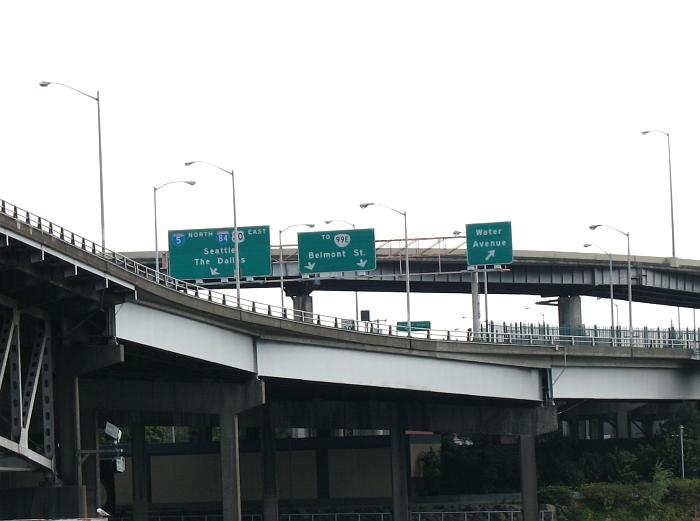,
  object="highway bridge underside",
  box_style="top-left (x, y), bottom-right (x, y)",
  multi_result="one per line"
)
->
top-left (1, 328), bottom-right (556, 521)
top-left (74, 362), bottom-right (555, 521)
